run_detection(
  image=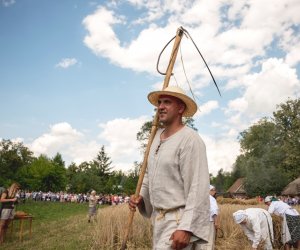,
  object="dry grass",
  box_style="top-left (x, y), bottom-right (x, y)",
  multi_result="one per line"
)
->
top-left (91, 205), bottom-right (152, 249)
top-left (92, 204), bottom-right (300, 250)
top-left (217, 197), bottom-right (259, 205)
